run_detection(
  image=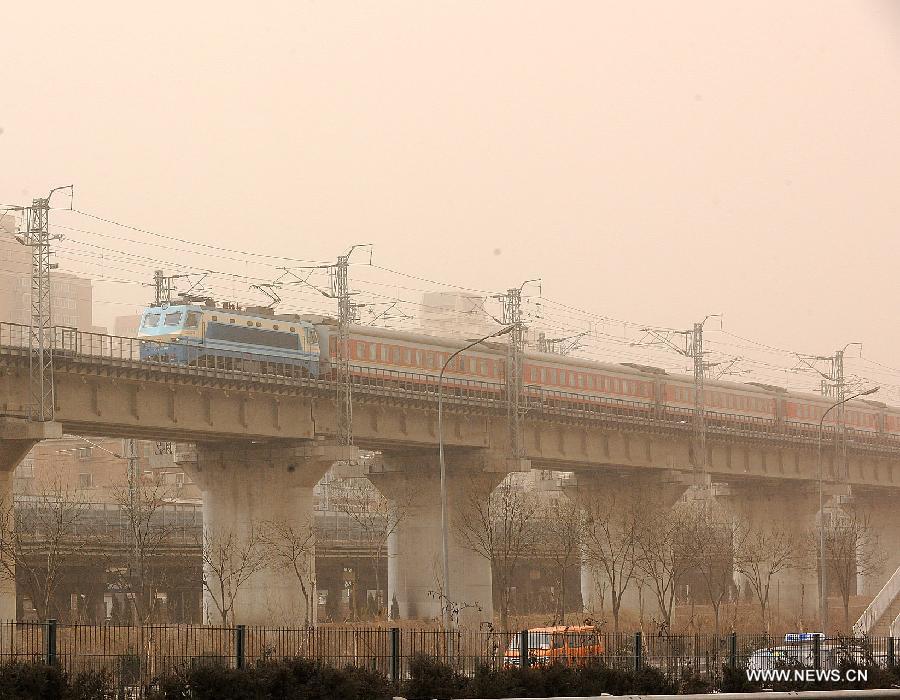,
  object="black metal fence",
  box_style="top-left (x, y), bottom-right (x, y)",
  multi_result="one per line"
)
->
top-left (0, 622), bottom-right (897, 692)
